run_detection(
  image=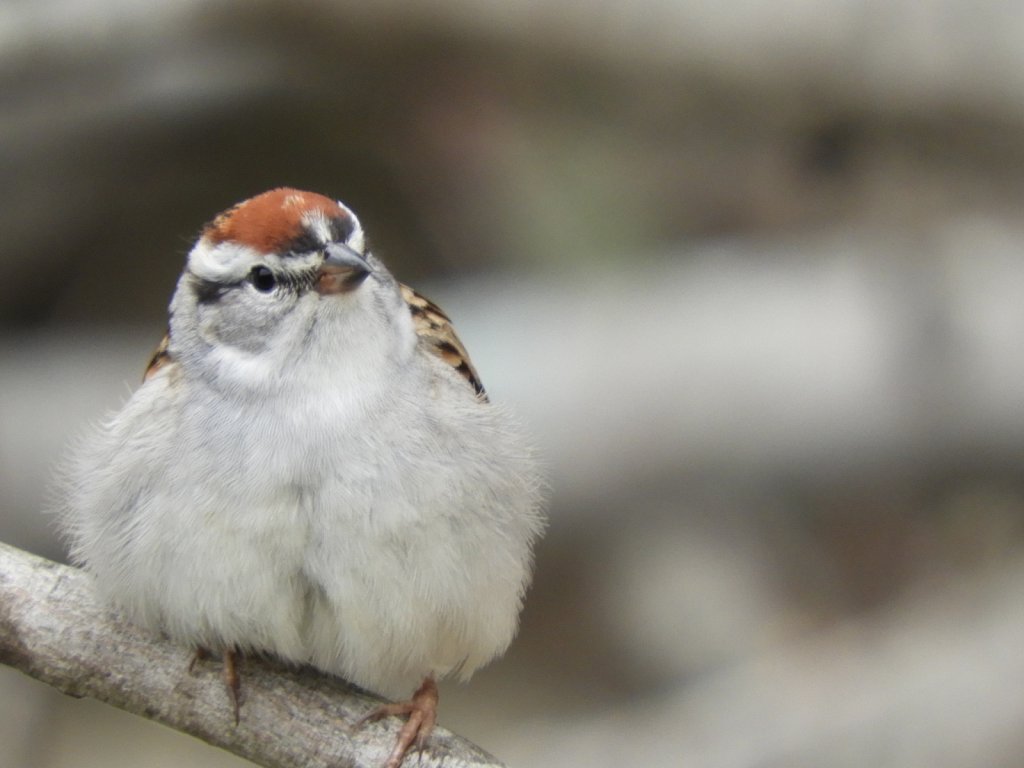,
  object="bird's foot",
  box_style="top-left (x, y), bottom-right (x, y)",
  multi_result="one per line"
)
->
top-left (189, 646), bottom-right (242, 725)
top-left (357, 676), bottom-right (439, 768)
top-left (187, 645), bottom-right (211, 673)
